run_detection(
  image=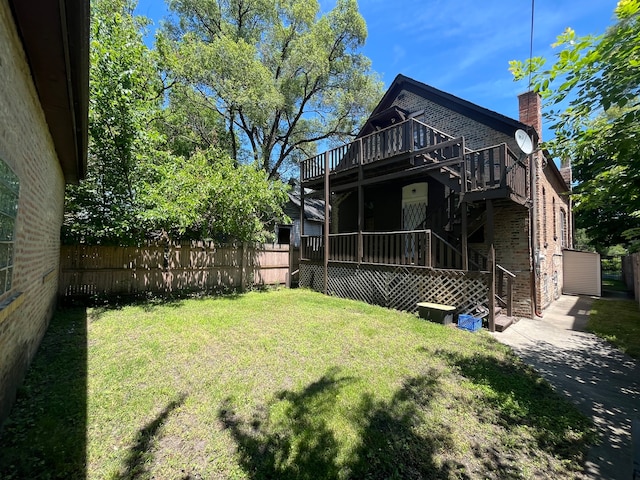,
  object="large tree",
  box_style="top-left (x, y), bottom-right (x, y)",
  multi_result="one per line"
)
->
top-left (510, 0), bottom-right (640, 250)
top-left (64, 0), bottom-right (288, 244)
top-left (158, 0), bottom-right (383, 178)
top-left (138, 147), bottom-right (288, 241)
top-left (63, 0), bottom-right (161, 244)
